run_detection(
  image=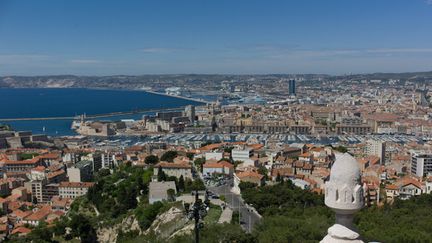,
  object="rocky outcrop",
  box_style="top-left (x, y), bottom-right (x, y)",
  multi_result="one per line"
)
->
top-left (97, 215), bottom-right (141, 243)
